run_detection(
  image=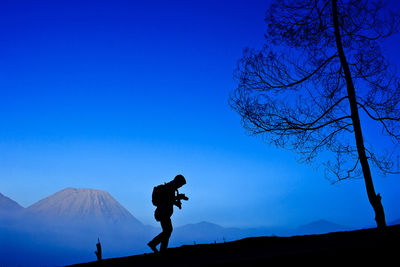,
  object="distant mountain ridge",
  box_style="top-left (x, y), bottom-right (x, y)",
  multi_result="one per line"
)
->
top-left (293, 219), bottom-right (349, 235)
top-left (1, 188), bottom-right (376, 235)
